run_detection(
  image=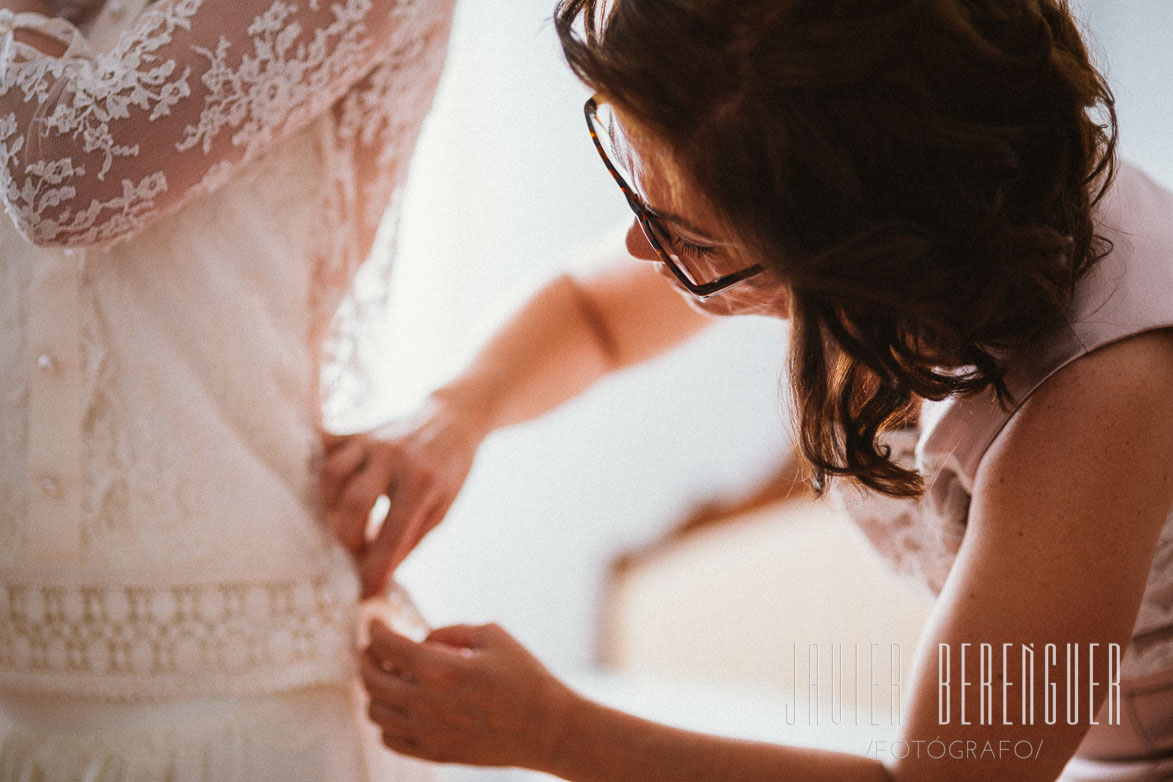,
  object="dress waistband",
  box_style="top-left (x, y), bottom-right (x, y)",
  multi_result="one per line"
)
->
top-left (0, 571), bottom-right (358, 701)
